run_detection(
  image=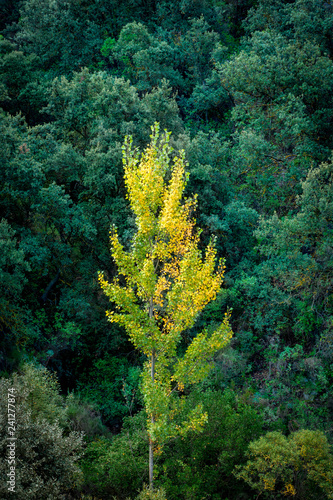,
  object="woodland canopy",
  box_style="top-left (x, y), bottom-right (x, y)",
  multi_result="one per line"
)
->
top-left (0, 1), bottom-right (333, 498)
